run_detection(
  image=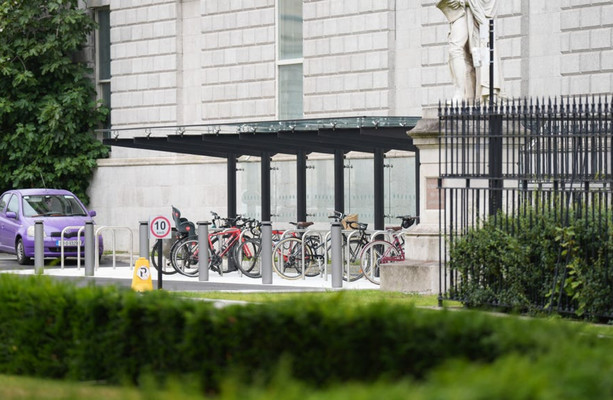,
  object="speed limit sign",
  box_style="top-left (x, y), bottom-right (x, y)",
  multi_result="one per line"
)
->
top-left (149, 215), bottom-right (172, 239)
